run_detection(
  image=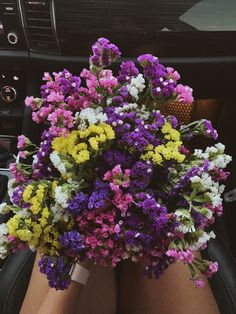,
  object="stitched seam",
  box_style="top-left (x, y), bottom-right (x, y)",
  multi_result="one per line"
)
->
top-left (217, 269), bottom-right (236, 311)
top-left (207, 250), bottom-right (236, 311)
top-left (3, 251), bottom-right (33, 314)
